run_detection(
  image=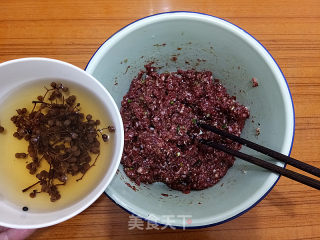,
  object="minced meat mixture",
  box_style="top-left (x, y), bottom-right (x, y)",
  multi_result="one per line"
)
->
top-left (121, 63), bottom-right (250, 193)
